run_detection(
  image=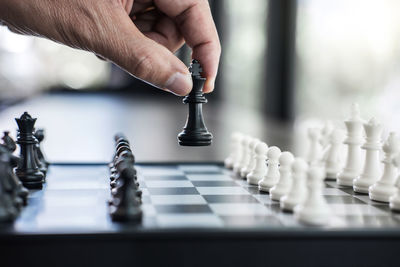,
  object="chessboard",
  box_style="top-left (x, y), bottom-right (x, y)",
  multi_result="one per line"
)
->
top-left (3, 162), bottom-right (400, 266)
top-left (7, 162), bottom-right (400, 232)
